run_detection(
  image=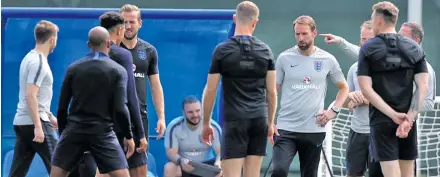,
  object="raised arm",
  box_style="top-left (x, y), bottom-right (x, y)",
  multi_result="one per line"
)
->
top-left (57, 66), bottom-right (73, 134)
top-left (114, 68), bottom-right (133, 139)
top-left (120, 50), bottom-right (144, 139)
top-left (336, 37), bottom-right (361, 60)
